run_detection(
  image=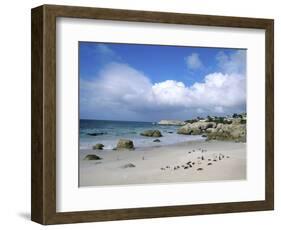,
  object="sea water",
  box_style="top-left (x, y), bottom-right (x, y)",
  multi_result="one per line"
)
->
top-left (80, 119), bottom-right (204, 150)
